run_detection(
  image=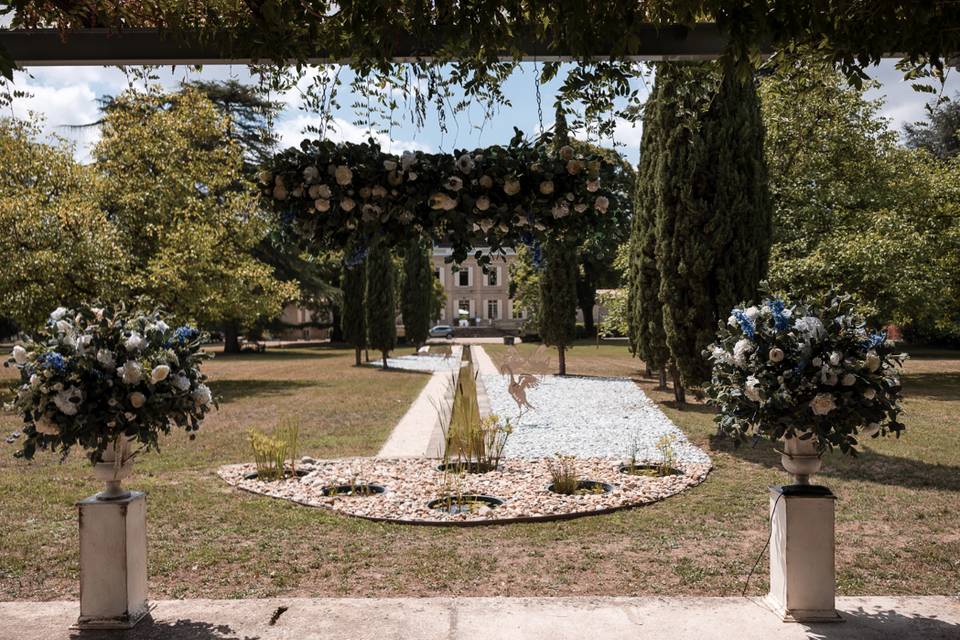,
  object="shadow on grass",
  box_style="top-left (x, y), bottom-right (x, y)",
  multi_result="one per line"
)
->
top-left (805, 605), bottom-right (960, 639)
top-left (211, 379), bottom-right (323, 403)
top-left (210, 349), bottom-right (343, 362)
top-left (901, 372), bottom-right (960, 401)
top-left (711, 433), bottom-right (960, 492)
top-left (69, 614), bottom-right (260, 639)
